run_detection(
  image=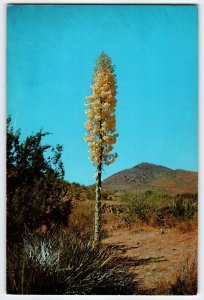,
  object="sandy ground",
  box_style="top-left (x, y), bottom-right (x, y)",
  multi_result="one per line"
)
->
top-left (104, 224), bottom-right (197, 293)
